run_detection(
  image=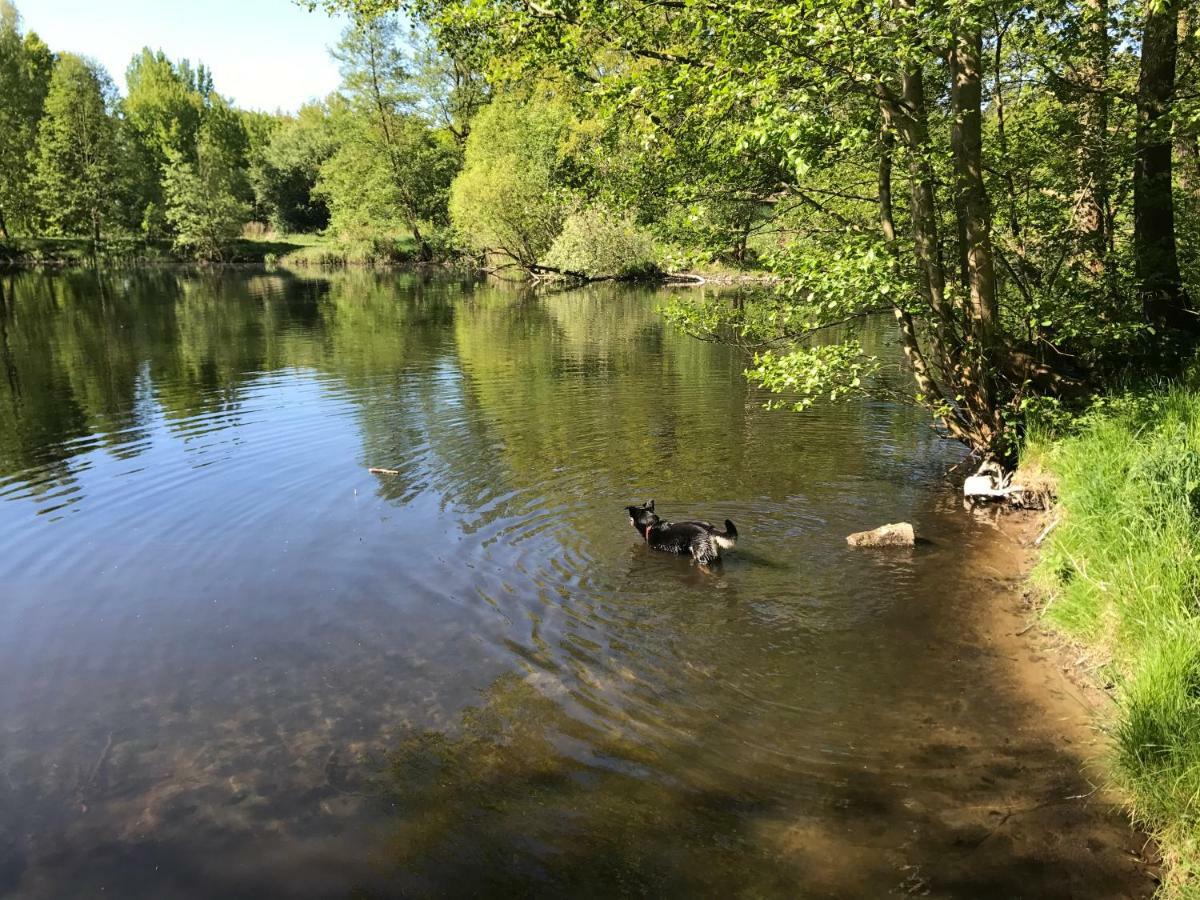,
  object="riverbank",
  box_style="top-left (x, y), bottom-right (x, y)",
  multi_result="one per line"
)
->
top-left (1024, 379), bottom-right (1200, 897)
top-left (0, 236), bottom-right (780, 284)
top-left (904, 504), bottom-right (1158, 897)
top-left (0, 234), bottom-right (429, 268)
